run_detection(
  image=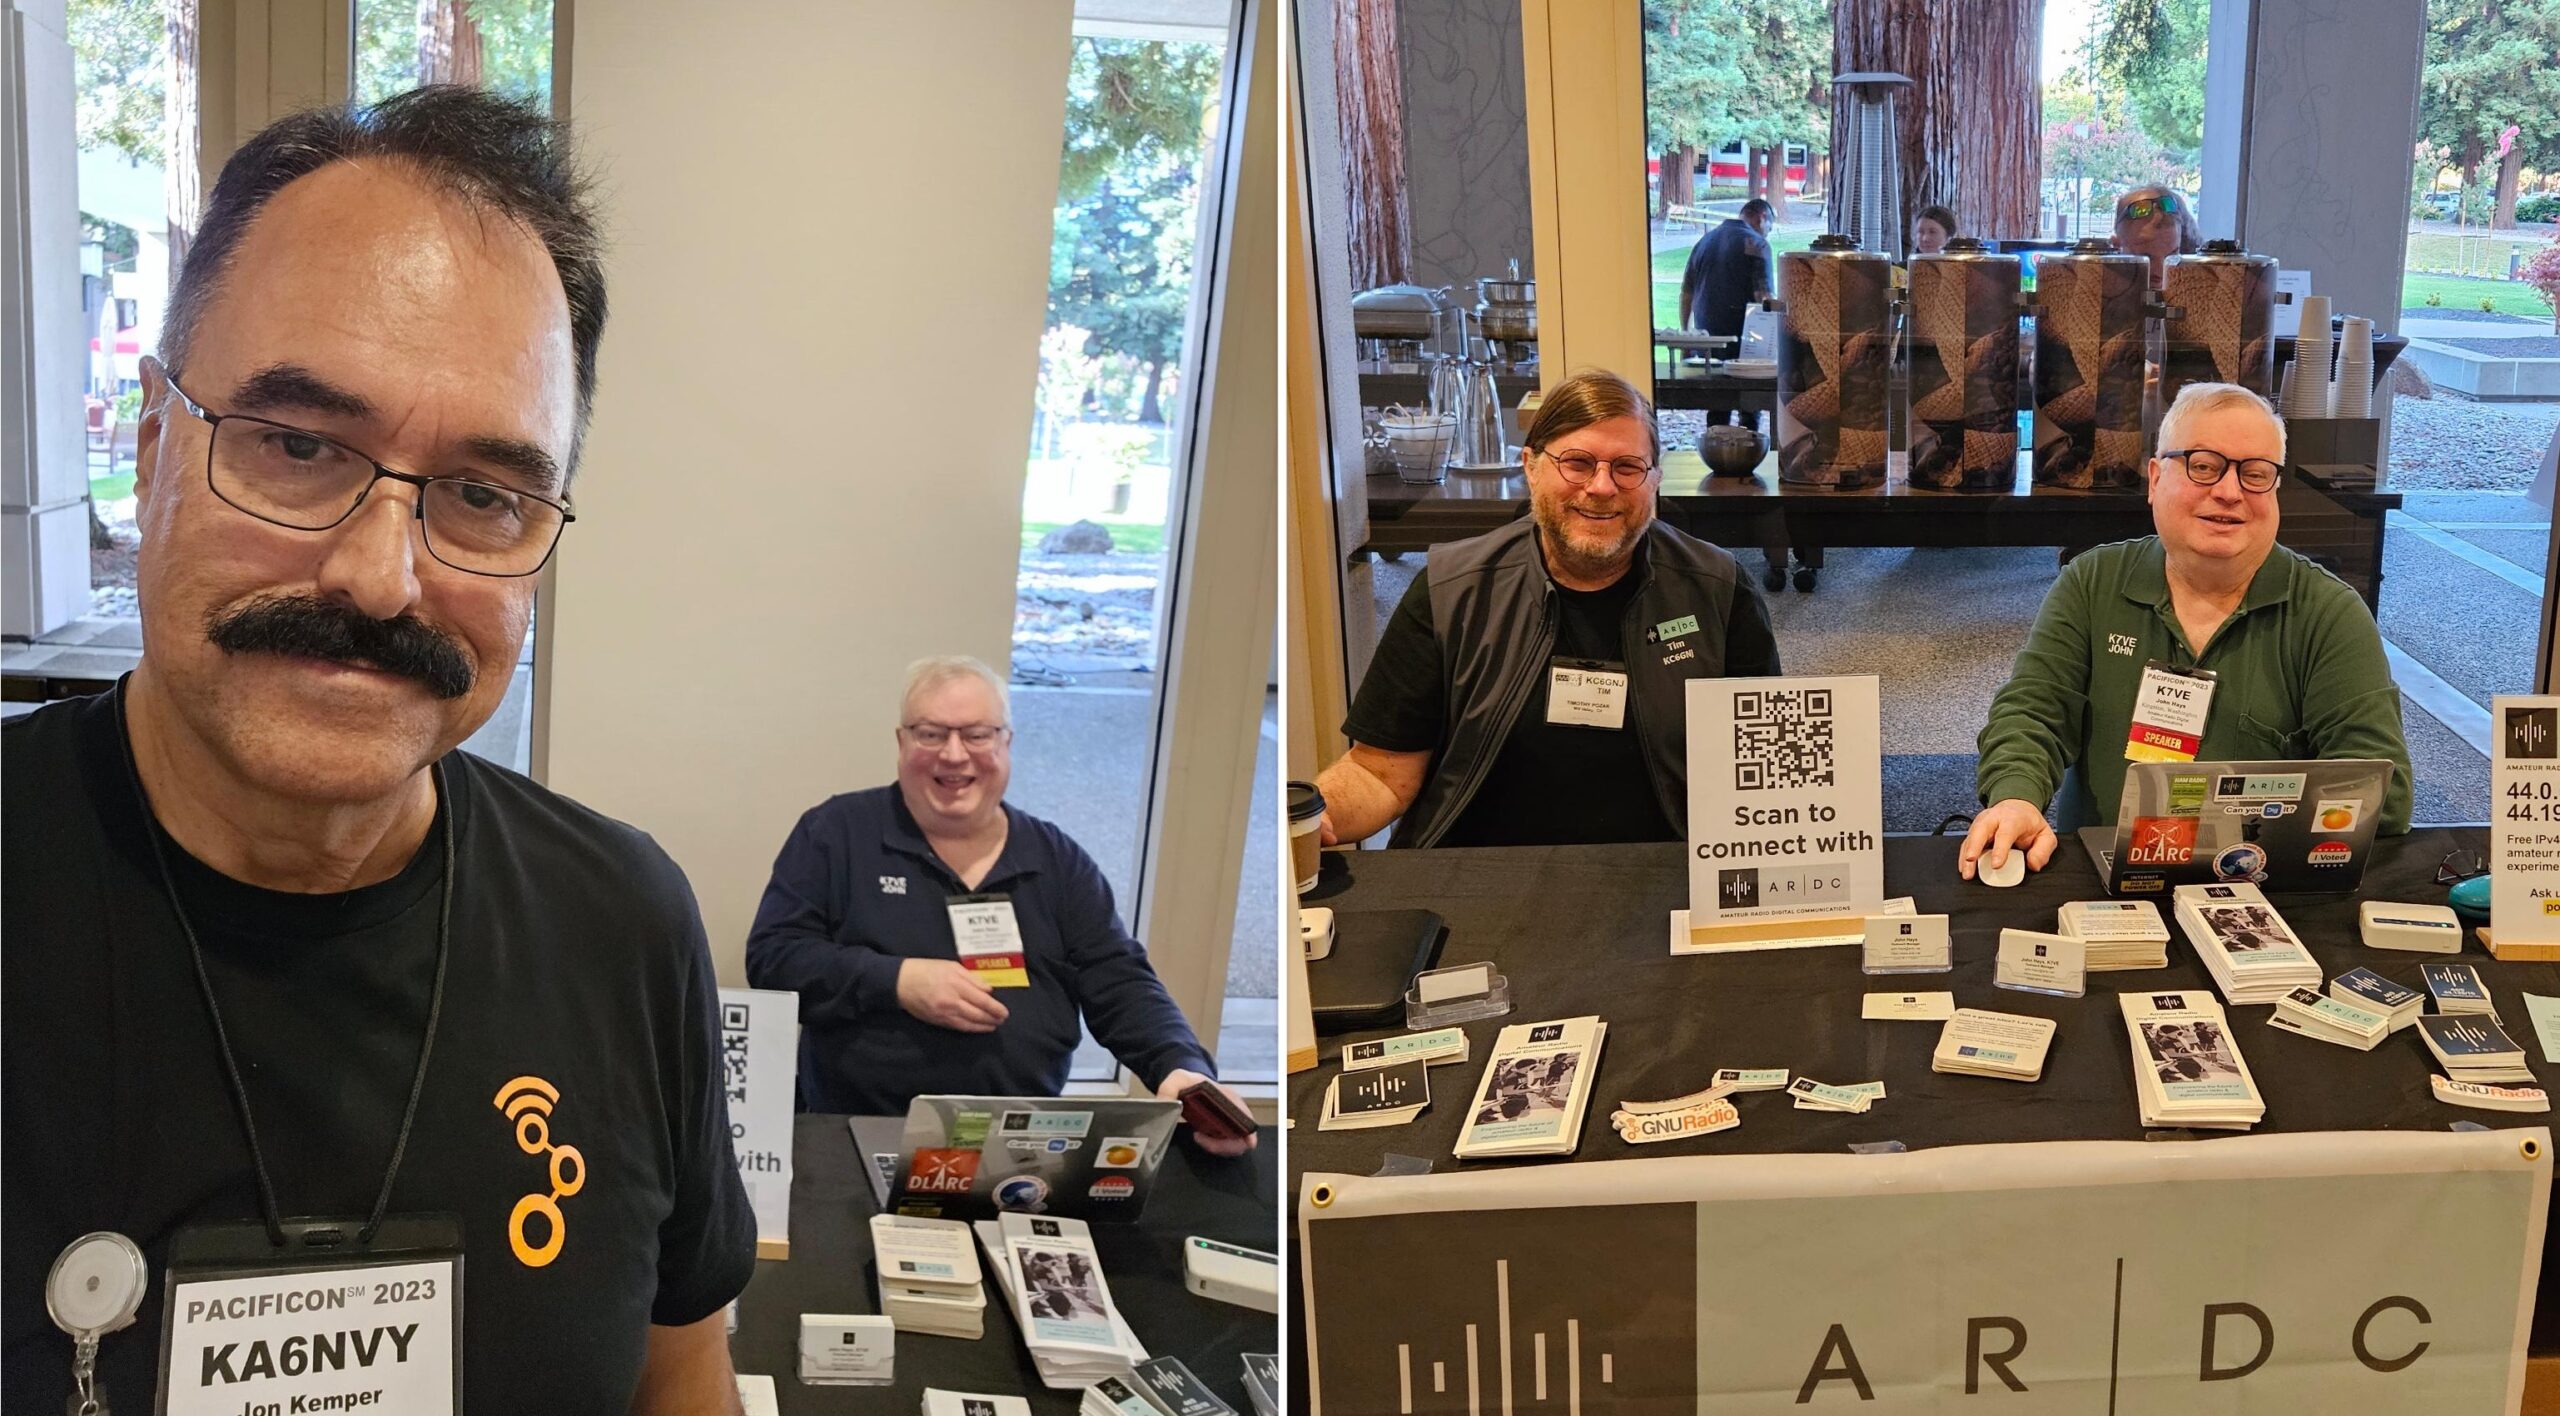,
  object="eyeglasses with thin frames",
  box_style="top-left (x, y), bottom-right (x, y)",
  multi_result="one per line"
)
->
top-left (2159, 448), bottom-right (2283, 494)
top-left (1537, 449), bottom-right (1656, 490)
top-left (902, 722), bottom-right (1011, 751)
top-left (158, 367), bottom-right (576, 578)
